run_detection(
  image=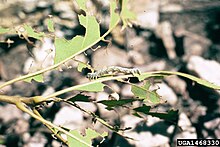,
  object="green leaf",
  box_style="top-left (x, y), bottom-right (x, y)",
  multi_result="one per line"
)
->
top-left (77, 62), bottom-right (89, 72)
top-left (79, 15), bottom-right (100, 48)
top-left (133, 104), bottom-right (151, 113)
top-left (0, 27), bottom-right (10, 34)
top-left (75, 0), bottom-right (87, 11)
top-left (134, 106), bottom-right (178, 122)
top-left (54, 36), bottom-right (84, 64)
top-left (77, 62), bottom-right (86, 72)
top-left (68, 93), bottom-right (91, 102)
top-left (120, 0), bottom-right (136, 29)
top-left (131, 84), bottom-right (161, 104)
top-left (131, 85), bottom-right (146, 99)
top-left (68, 128), bottom-right (107, 147)
top-left (78, 14), bottom-right (87, 27)
top-left (98, 99), bottom-right (139, 110)
top-left (147, 109), bottom-right (179, 122)
top-left (54, 14), bottom-right (100, 64)
top-left (75, 82), bottom-right (105, 92)
top-left (23, 24), bottom-right (45, 40)
top-left (132, 112), bottom-right (143, 118)
top-left (24, 74), bottom-right (43, 83)
top-left (143, 80), bottom-right (151, 90)
top-left (46, 16), bottom-right (55, 32)
top-left (148, 90), bottom-right (160, 104)
top-left (6, 0), bottom-right (122, 85)
top-left (109, 0), bottom-right (120, 29)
